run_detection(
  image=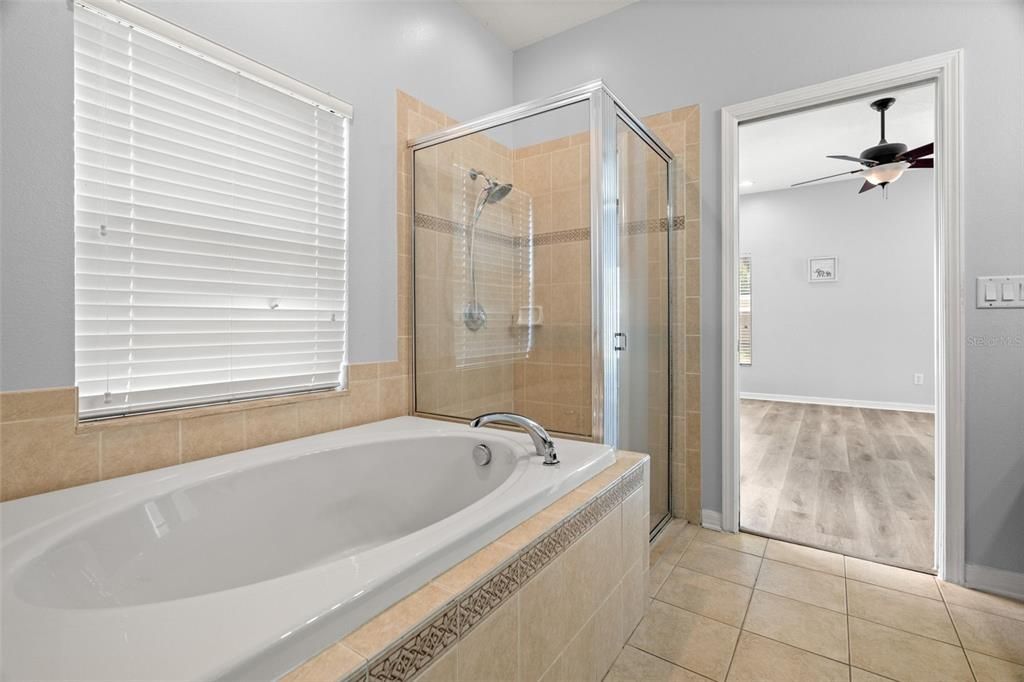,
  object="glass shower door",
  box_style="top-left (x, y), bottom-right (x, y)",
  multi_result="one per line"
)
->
top-left (615, 117), bottom-right (672, 533)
